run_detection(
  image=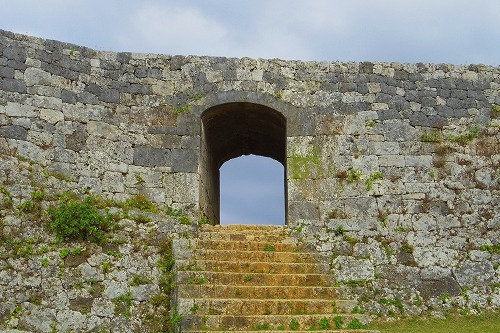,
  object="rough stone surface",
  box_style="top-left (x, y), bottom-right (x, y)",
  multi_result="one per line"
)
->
top-left (0, 29), bottom-right (498, 331)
